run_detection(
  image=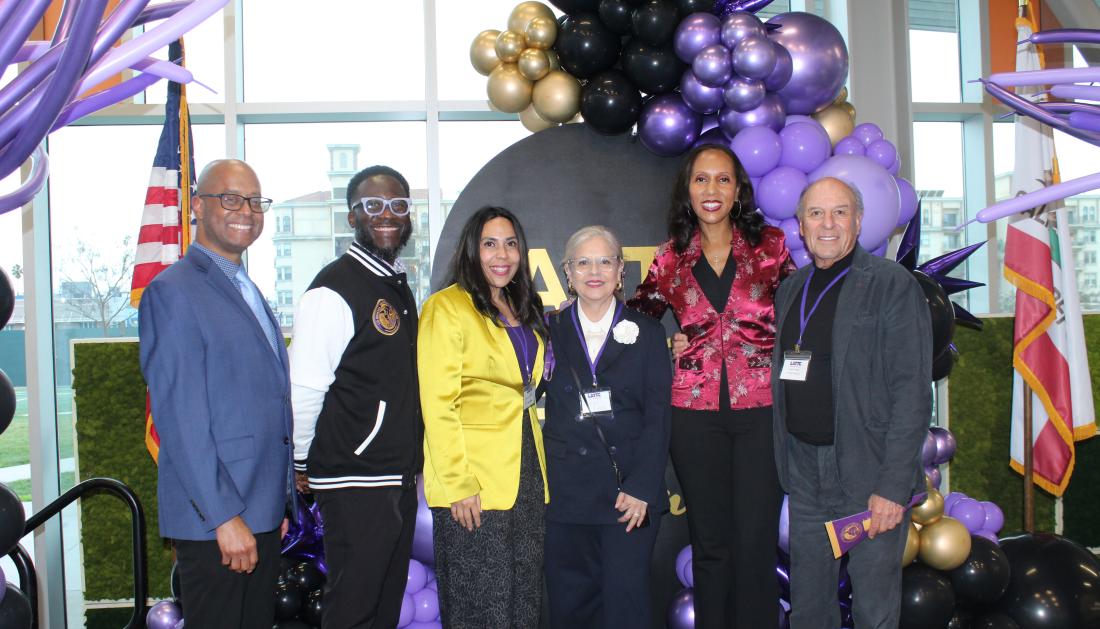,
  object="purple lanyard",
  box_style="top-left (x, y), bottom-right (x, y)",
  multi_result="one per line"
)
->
top-left (797, 267), bottom-right (850, 351)
top-left (571, 302), bottom-right (622, 386)
top-left (502, 319), bottom-right (532, 387)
